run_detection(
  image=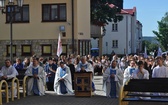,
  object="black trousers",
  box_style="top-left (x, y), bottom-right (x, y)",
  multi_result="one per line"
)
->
top-left (46, 82), bottom-right (54, 91)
